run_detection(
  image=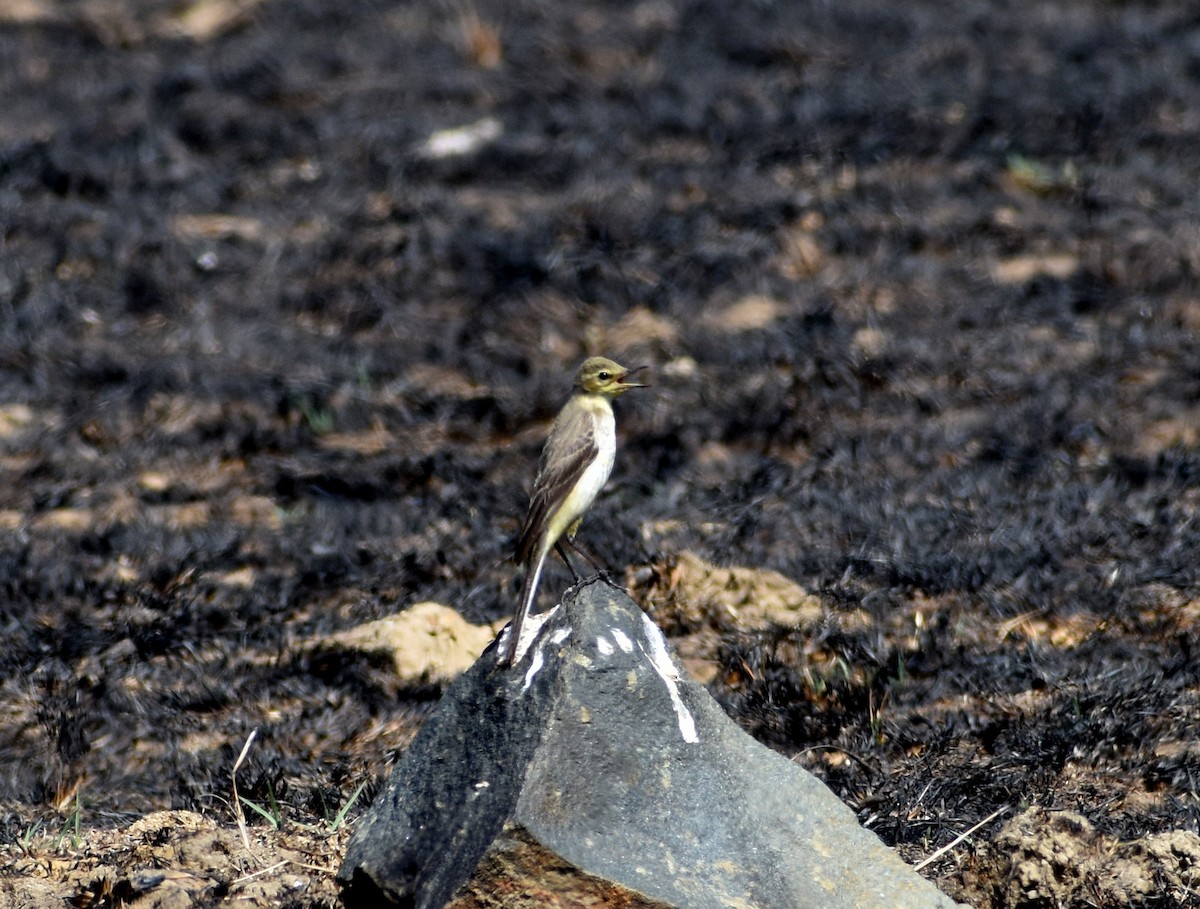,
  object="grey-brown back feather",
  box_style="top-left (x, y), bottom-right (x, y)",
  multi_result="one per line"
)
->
top-left (514, 400), bottom-right (598, 564)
